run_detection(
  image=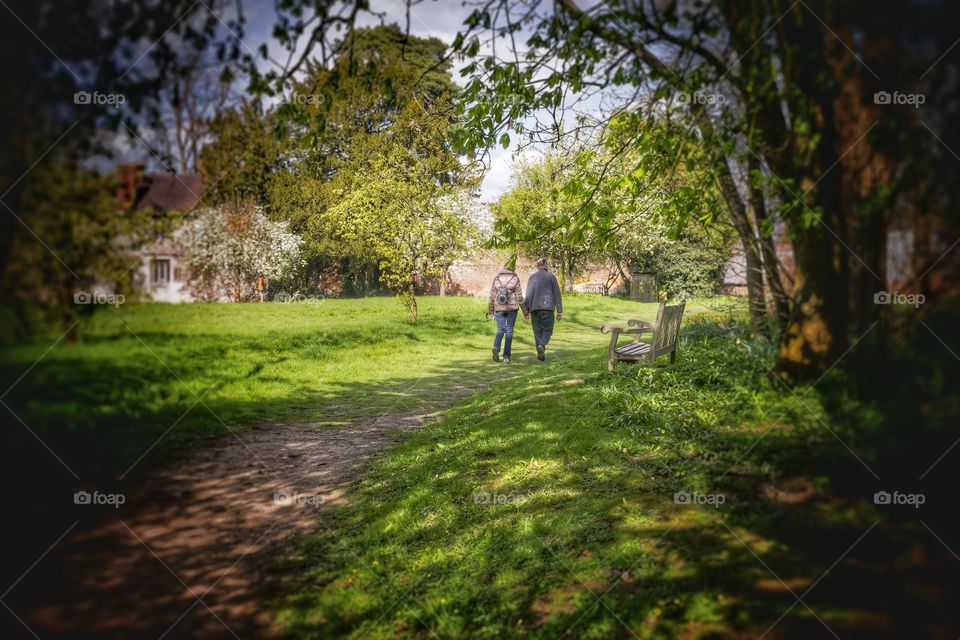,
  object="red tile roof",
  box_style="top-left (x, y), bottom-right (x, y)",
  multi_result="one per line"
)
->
top-left (135, 174), bottom-right (205, 212)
